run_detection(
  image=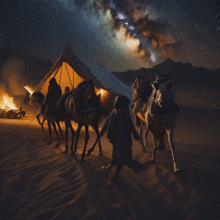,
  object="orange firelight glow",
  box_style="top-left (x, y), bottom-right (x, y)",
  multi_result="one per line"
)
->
top-left (0, 93), bottom-right (18, 111)
top-left (98, 89), bottom-right (105, 96)
top-left (24, 86), bottom-right (34, 95)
